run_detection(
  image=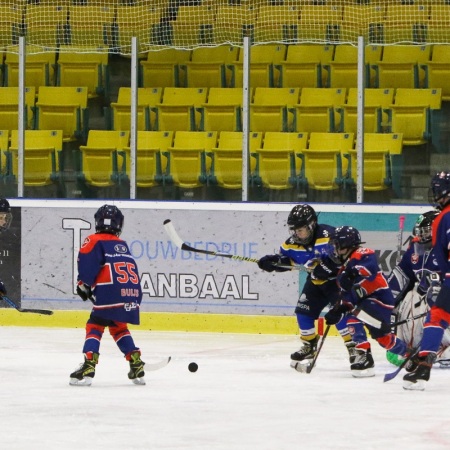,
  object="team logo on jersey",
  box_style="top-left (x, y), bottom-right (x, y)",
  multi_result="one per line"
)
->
top-left (114, 244), bottom-right (128, 253)
top-left (411, 253), bottom-right (419, 264)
